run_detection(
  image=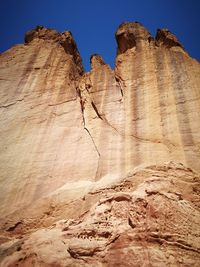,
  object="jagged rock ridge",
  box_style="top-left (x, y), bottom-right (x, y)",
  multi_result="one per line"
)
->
top-left (0, 22), bottom-right (200, 266)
